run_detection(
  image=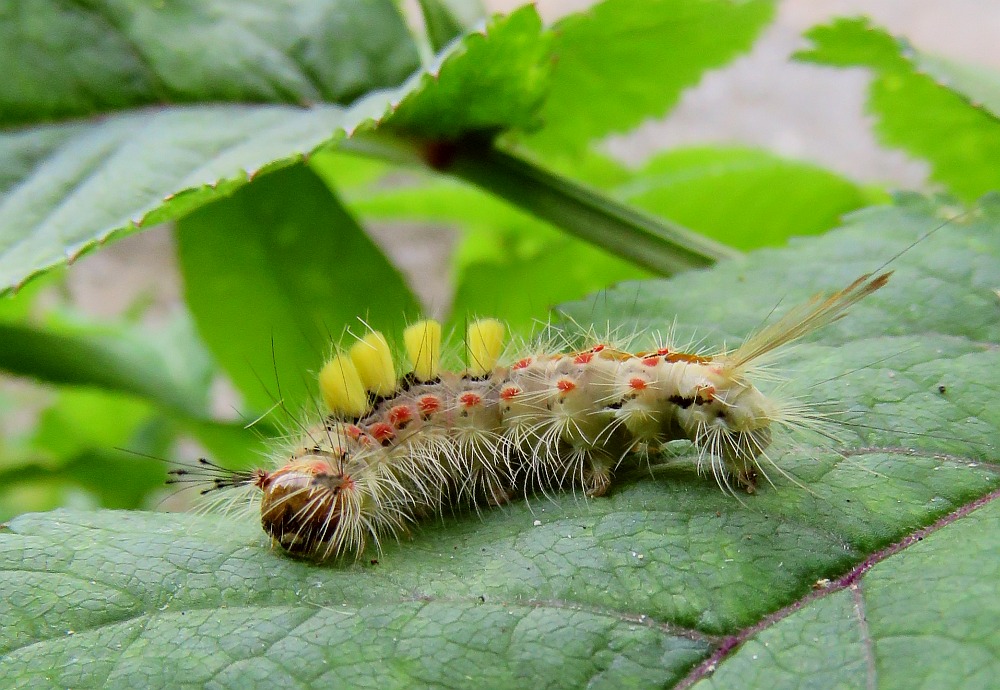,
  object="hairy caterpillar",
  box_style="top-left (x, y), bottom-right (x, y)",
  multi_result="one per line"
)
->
top-left (169, 271), bottom-right (891, 561)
